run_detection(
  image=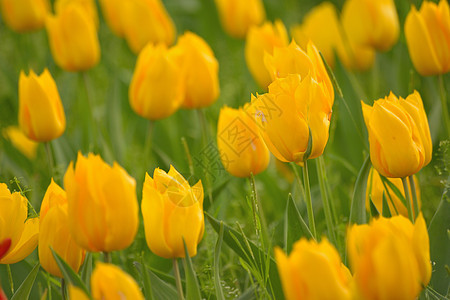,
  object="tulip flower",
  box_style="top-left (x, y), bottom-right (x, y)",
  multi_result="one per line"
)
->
top-left (0, 183), bottom-right (39, 264)
top-left (18, 69), bottom-right (66, 142)
top-left (275, 238), bottom-right (353, 300)
top-left (217, 105), bottom-right (270, 178)
top-left (245, 20), bottom-right (289, 89)
top-left (121, 0), bottom-right (176, 54)
top-left (341, 0), bottom-right (399, 52)
top-left (335, 33), bottom-right (375, 71)
top-left (0, 0), bottom-right (50, 32)
top-left (142, 166), bottom-right (204, 258)
top-left (250, 74), bottom-right (332, 165)
top-left (129, 43), bottom-right (183, 120)
top-left (55, 0), bottom-right (99, 28)
top-left (347, 214), bottom-right (431, 299)
top-left (366, 168), bottom-right (421, 217)
top-left (362, 91), bottom-right (432, 178)
top-left (39, 179), bottom-right (85, 278)
top-left (2, 126), bottom-right (38, 159)
top-left (64, 152), bottom-right (139, 252)
top-left (171, 31), bottom-right (220, 109)
top-left (98, 0), bottom-right (125, 37)
top-left (46, 1), bottom-right (100, 71)
top-left (405, 0), bottom-right (450, 76)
